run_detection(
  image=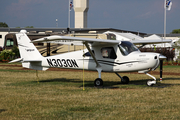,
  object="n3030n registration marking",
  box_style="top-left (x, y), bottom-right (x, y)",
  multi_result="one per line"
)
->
top-left (47, 59), bottom-right (79, 68)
